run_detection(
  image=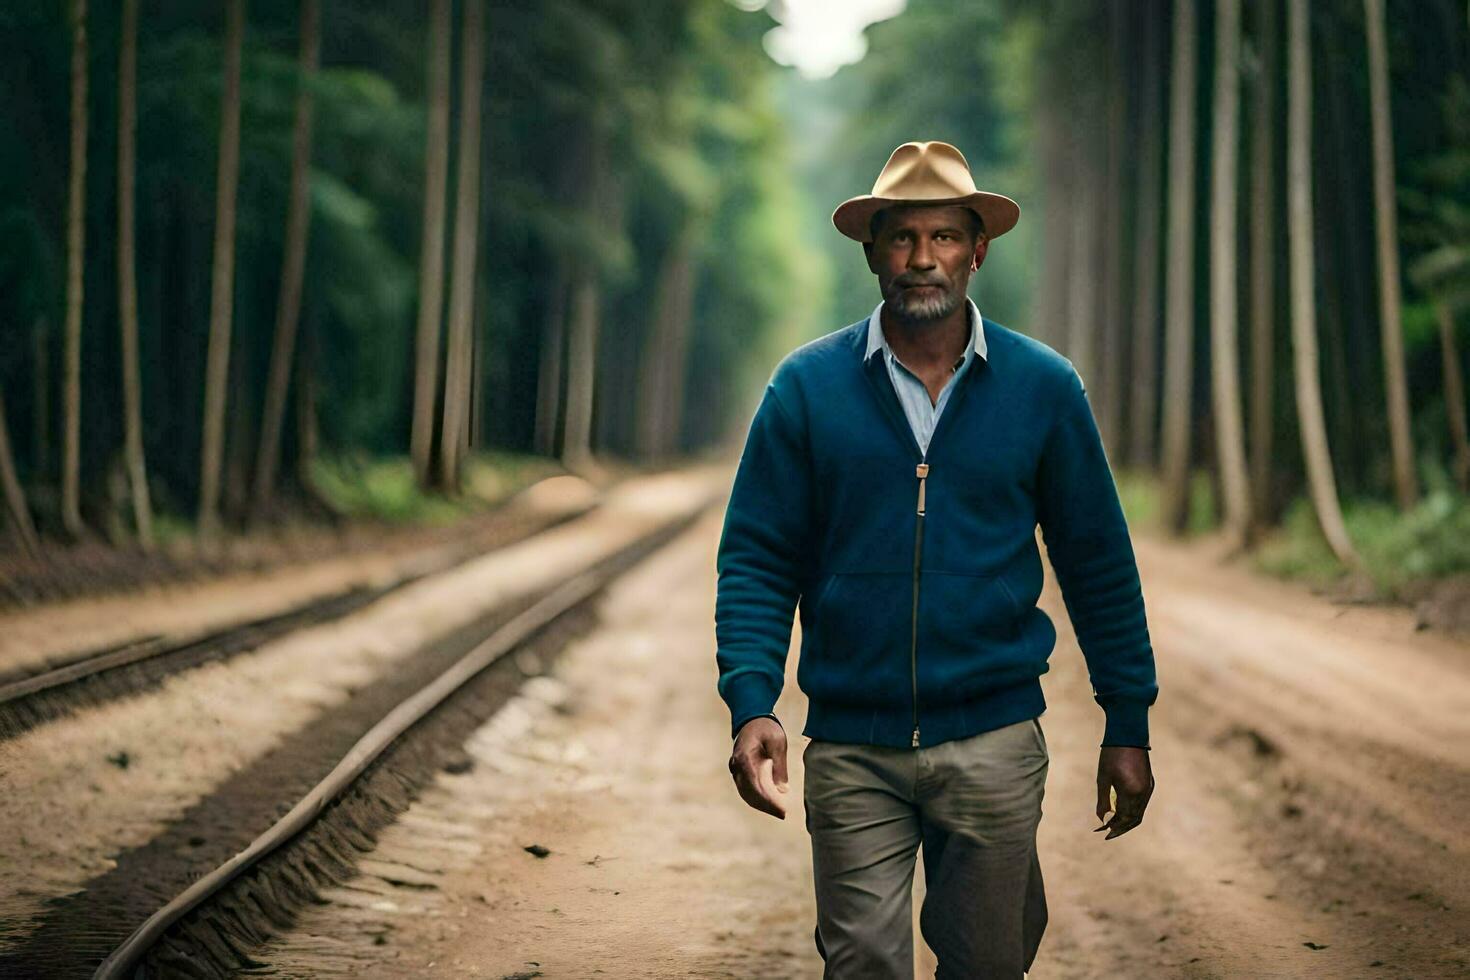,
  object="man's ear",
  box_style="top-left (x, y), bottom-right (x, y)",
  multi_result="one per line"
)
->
top-left (863, 241), bottom-right (878, 274)
top-left (972, 236), bottom-right (989, 271)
